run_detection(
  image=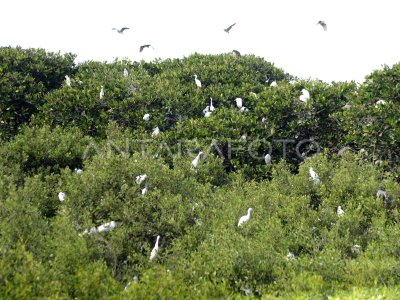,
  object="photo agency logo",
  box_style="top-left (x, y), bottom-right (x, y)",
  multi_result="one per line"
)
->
top-left (82, 137), bottom-right (321, 162)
